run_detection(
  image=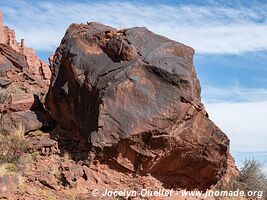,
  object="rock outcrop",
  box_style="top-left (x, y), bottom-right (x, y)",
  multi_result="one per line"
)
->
top-left (46, 22), bottom-right (237, 190)
top-left (0, 11), bottom-right (52, 134)
top-left (0, 11), bottom-right (51, 83)
top-left (0, 43), bottom-right (52, 133)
